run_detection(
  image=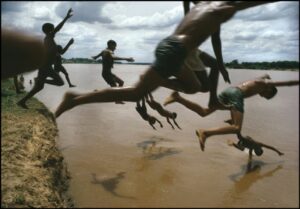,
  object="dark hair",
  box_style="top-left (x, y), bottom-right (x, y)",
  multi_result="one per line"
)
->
top-left (42, 23), bottom-right (54, 34)
top-left (172, 112), bottom-right (177, 119)
top-left (254, 146), bottom-right (263, 156)
top-left (266, 86), bottom-right (278, 99)
top-left (107, 40), bottom-right (117, 46)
